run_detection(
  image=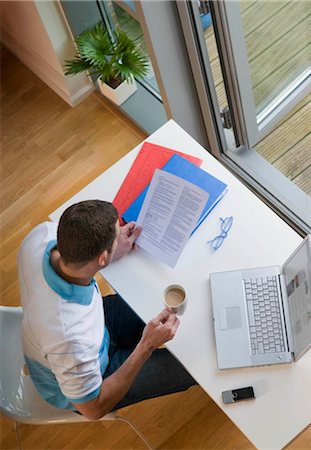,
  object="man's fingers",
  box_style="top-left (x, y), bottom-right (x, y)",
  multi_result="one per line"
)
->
top-left (127, 221), bottom-right (136, 228)
top-left (120, 222), bottom-right (135, 237)
top-left (171, 316), bottom-right (180, 334)
top-left (164, 313), bottom-right (180, 334)
top-left (124, 221), bottom-right (136, 232)
top-left (165, 312), bottom-right (178, 326)
top-left (161, 313), bottom-right (179, 340)
top-left (155, 307), bottom-right (172, 324)
top-left (129, 226), bottom-right (142, 243)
